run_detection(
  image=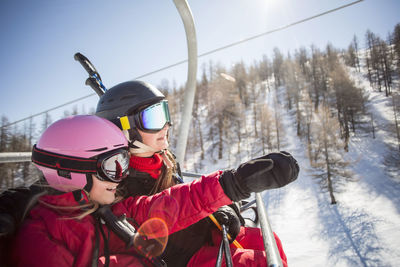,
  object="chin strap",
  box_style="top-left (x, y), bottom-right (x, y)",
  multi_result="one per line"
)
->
top-left (129, 140), bottom-right (173, 169)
